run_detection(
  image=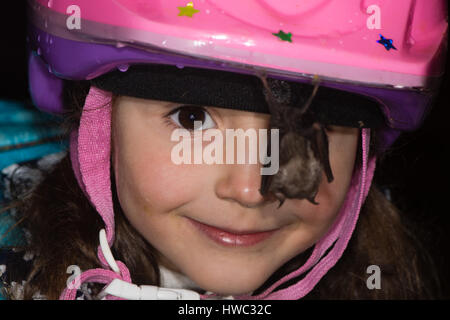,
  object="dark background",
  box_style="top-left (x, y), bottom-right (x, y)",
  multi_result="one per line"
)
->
top-left (1, 2), bottom-right (449, 298)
